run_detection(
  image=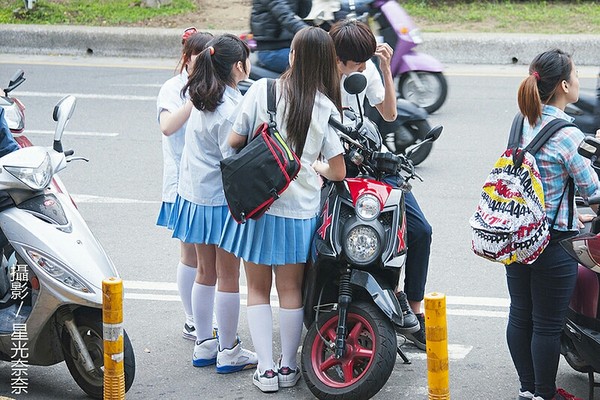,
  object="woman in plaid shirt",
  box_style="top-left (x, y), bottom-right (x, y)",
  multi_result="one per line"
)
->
top-left (506, 49), bottom-right (600, 400)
